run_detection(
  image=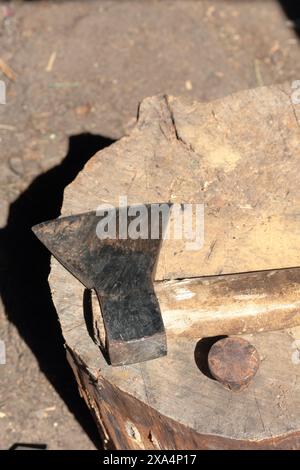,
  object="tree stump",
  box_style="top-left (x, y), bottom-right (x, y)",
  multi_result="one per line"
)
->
top-left (49, 84), bottom-right (300, 449)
